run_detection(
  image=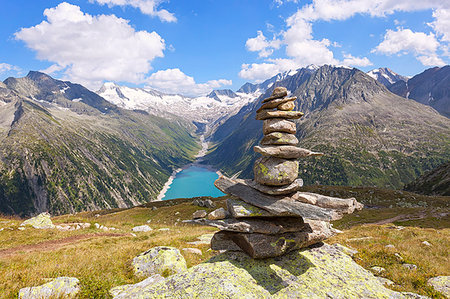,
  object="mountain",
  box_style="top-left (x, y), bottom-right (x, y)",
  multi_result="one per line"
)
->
top-left (388, 66), bottom-right (450, 117)
top-left (204, 65), bottom-right (450, 189)
top-left (404, 161), bottom-right (450, 196)
top-left (0, 72), bottom-right (199, 216)
top-left (97, 83), bottom-right (258, 133)
top-left (366, 67), bottom-right (408, 87)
